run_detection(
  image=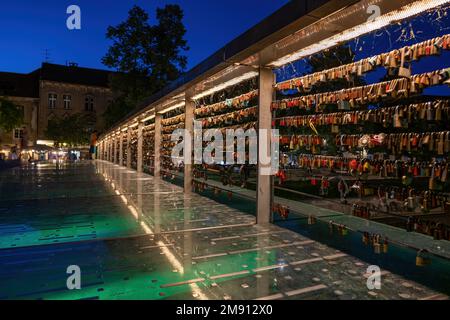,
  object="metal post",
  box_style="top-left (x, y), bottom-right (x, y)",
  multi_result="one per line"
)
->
top-left (113, 136), bottom-right (117, 164)
top-left (137, 122), bottom-right (144, 173)
top-left (184, 92), bottom-right (194, 193)
top-left (154, 114), bottom-right (162, 177)
top-left (126, 128), bottom-right (131, 169)
top-left (98, 141), bottom-right (102, 160)
top-left (107, 140), bottom-right (111, 162)
top-left (257, 67), bottom-right (274, 224)
top-left (119, 132), bottom-right (124, 166)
